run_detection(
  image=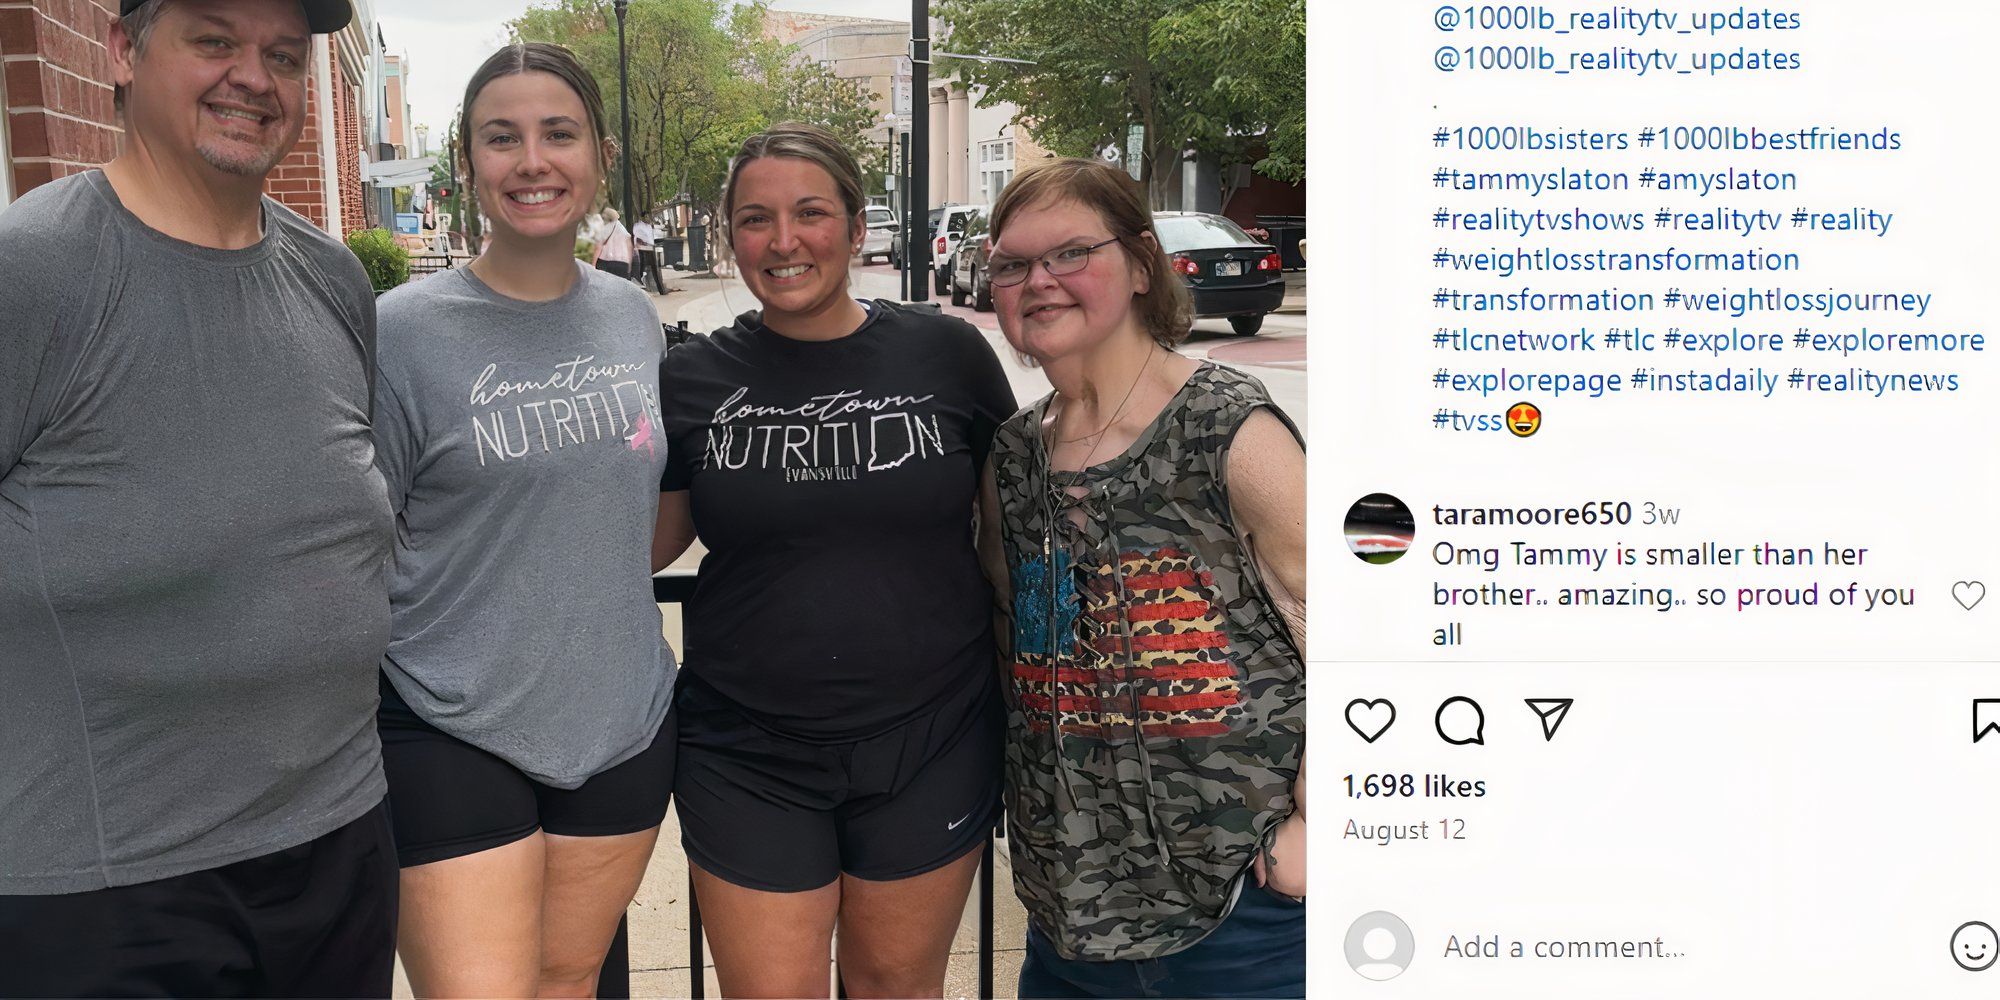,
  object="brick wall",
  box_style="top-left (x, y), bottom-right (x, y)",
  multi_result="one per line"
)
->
top-left (261, 43), bottom-right (326, 229)
top-left (332, 69), bottom-right (362, 235)
top-left (1, 0), bottom-right (122, 193)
